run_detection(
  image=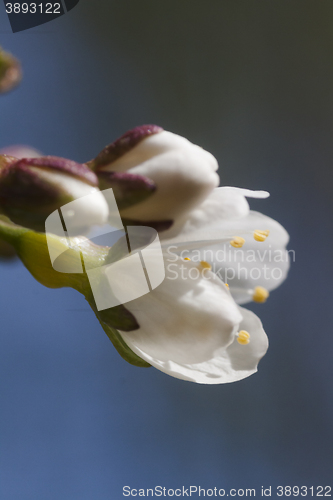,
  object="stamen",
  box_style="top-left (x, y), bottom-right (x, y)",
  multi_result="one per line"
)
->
top-left (230, 236), bottom-right (245, 248)
top-left (199, 260), bottom-right (212, 270)
top-left (237, 330), bottom-right (251, 345)
top-left (225, 283), bottom-right (229, 289)
top-left (184, 257), bottom-right (191, 261)
top-left (254, 230), bottom-right (270, 242)
top-left (253, 286), bottom-right (269, 303)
